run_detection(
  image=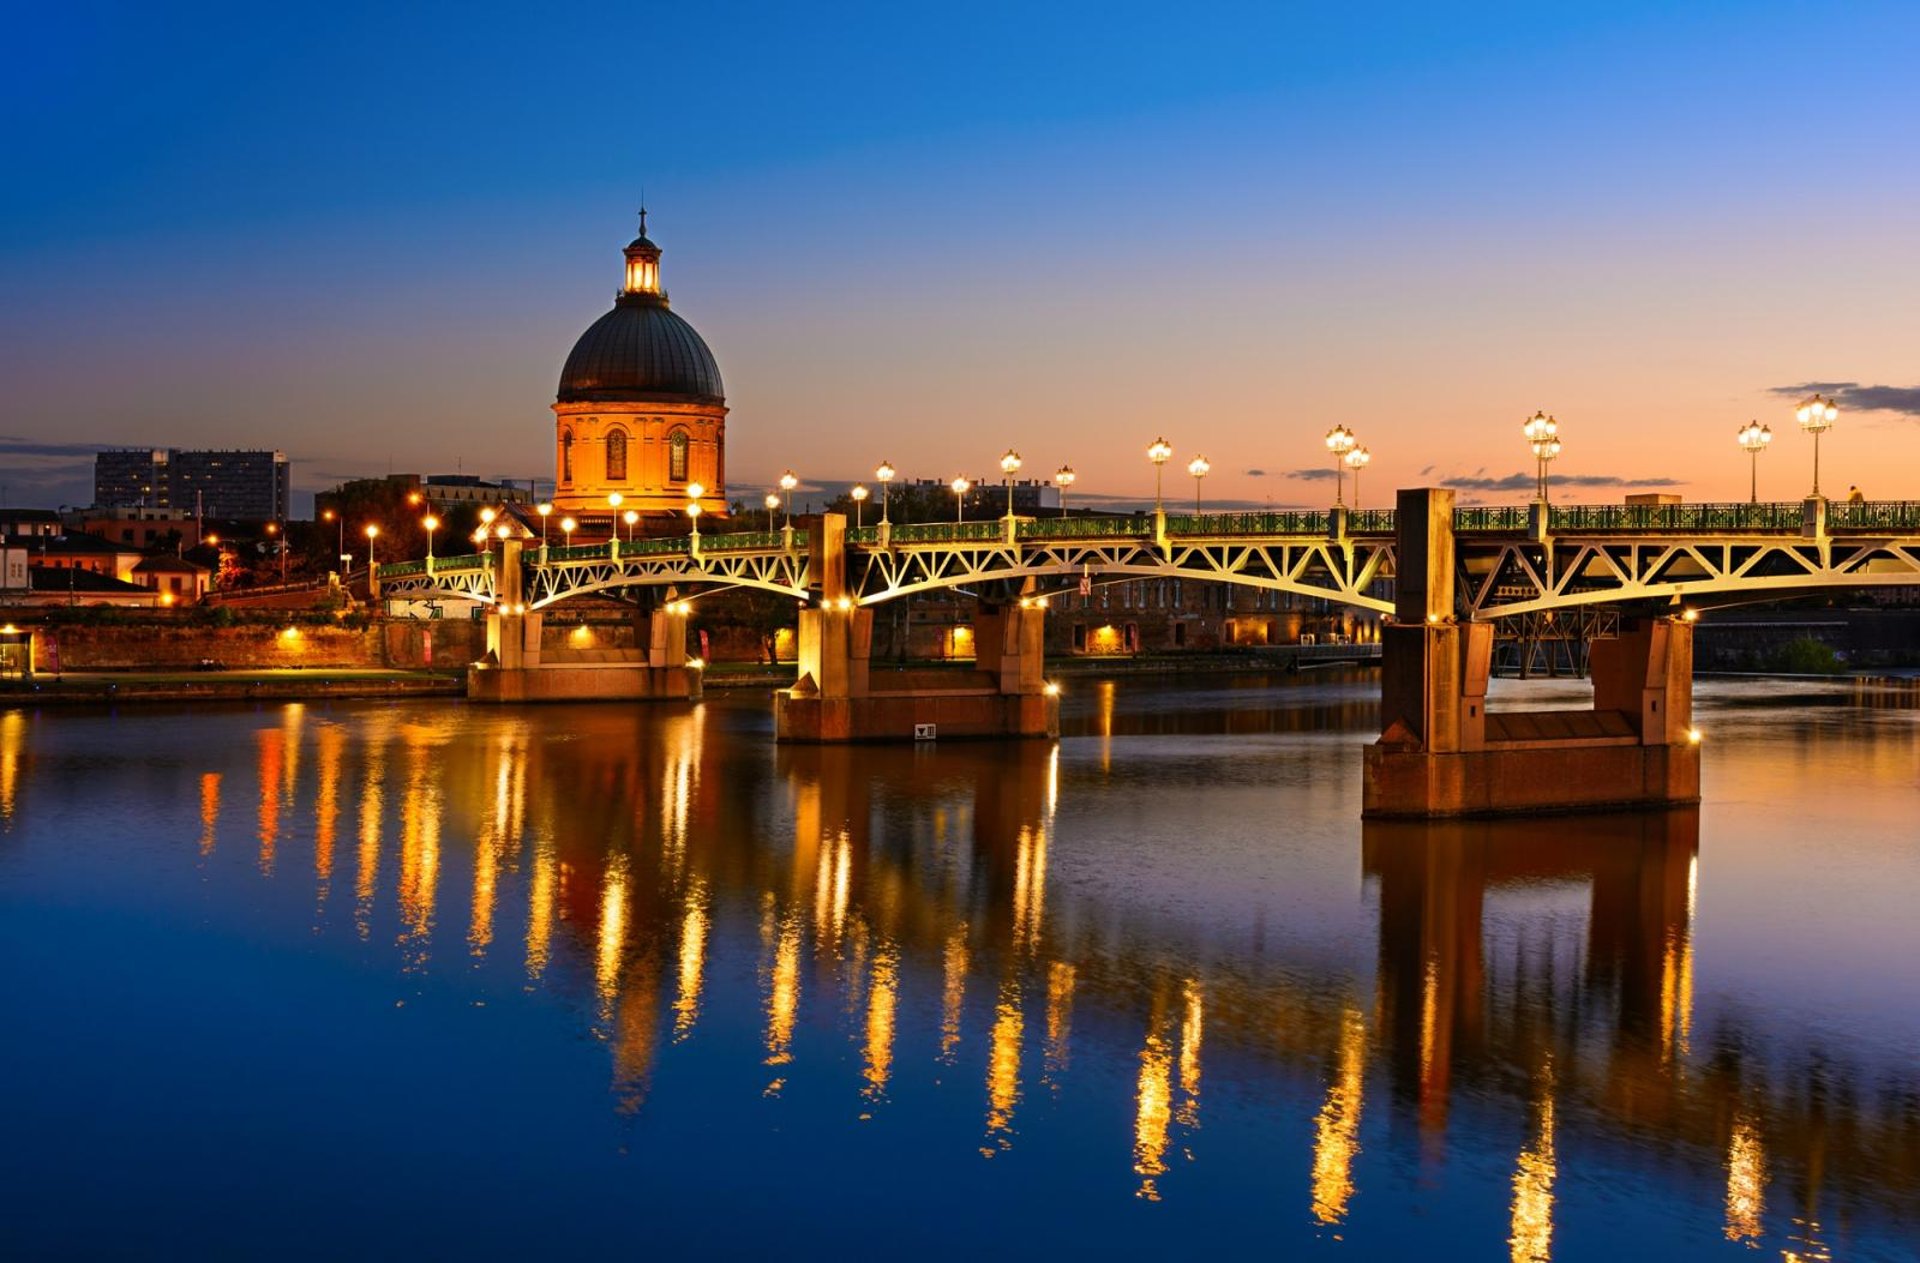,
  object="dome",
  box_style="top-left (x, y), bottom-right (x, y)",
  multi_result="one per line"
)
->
top-left (556, 295), bottom-right (726, 405)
